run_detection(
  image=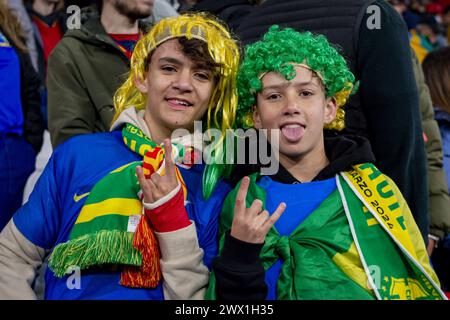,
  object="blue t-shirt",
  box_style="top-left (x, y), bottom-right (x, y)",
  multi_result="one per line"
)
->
top-left (14, 131), bottom-right (230, 299)
top-left (257, 176), bottom-right (337, 300)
